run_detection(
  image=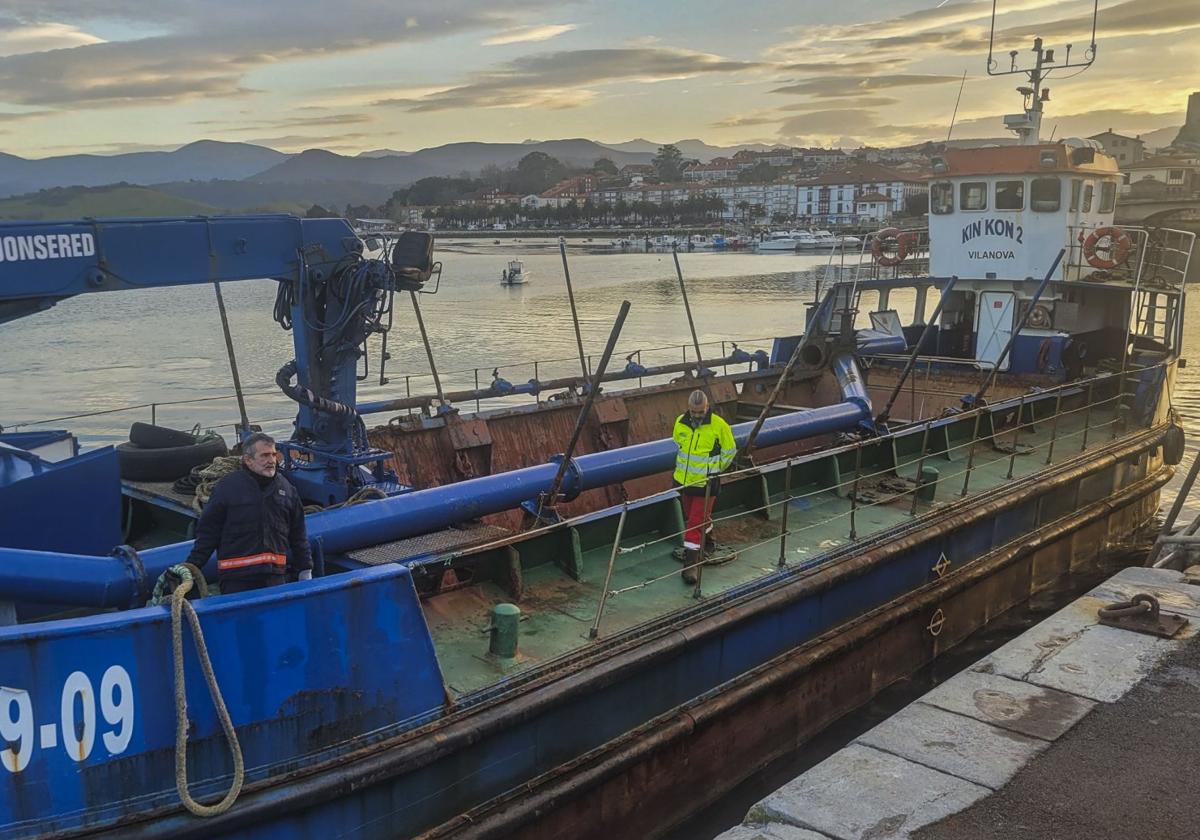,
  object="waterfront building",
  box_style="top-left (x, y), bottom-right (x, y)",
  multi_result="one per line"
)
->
top-left (793, 163), bottom-right (925, 223)
top-left (1119, 155), bottom-right (1200, 196)
top-left (1088, 129), bottom-right (1146, 164)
